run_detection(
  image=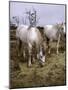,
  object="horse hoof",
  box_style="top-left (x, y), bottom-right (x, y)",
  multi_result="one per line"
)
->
top-left (27, 64), bottom-right (32, 67)
top-left (57, 52), bottom-right (59, 55)
top-left (48, 52), bottom-right (50, 54)
top-left (32, 59), bottom-right (35, 64)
